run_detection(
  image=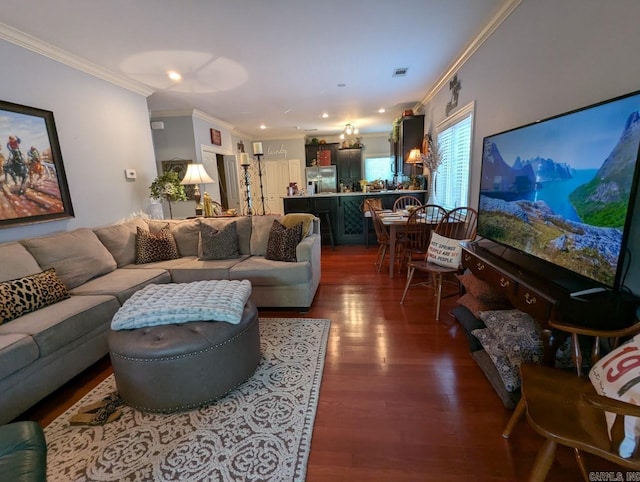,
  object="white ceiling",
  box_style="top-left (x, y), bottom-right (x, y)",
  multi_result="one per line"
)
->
top-left (0, 0), bottom-right (512, 140)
